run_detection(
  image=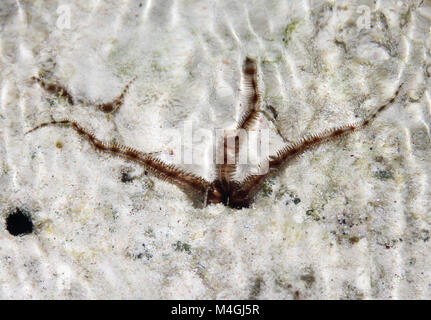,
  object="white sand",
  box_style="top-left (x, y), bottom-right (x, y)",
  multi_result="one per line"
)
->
top-left (0, 0), bottom-right (430, 299)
